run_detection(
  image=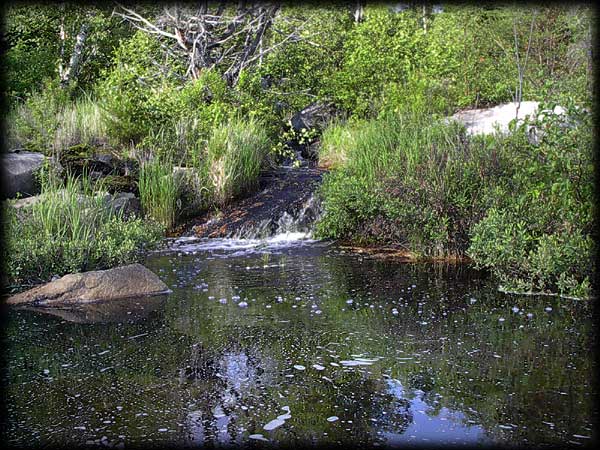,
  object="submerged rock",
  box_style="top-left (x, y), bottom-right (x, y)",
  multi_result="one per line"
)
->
top-left (5, 264), bottom-right (171, 307)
